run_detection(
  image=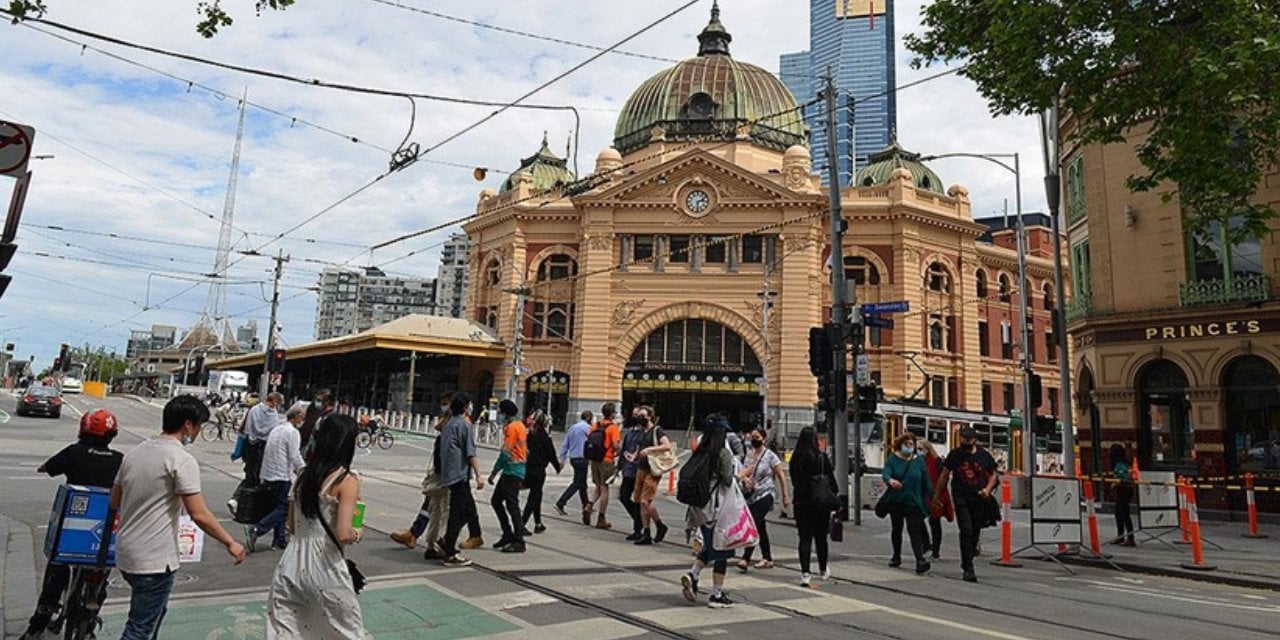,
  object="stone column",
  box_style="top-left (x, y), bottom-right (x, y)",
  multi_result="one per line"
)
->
top-left (568, 225), bottom-right (620, 420)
